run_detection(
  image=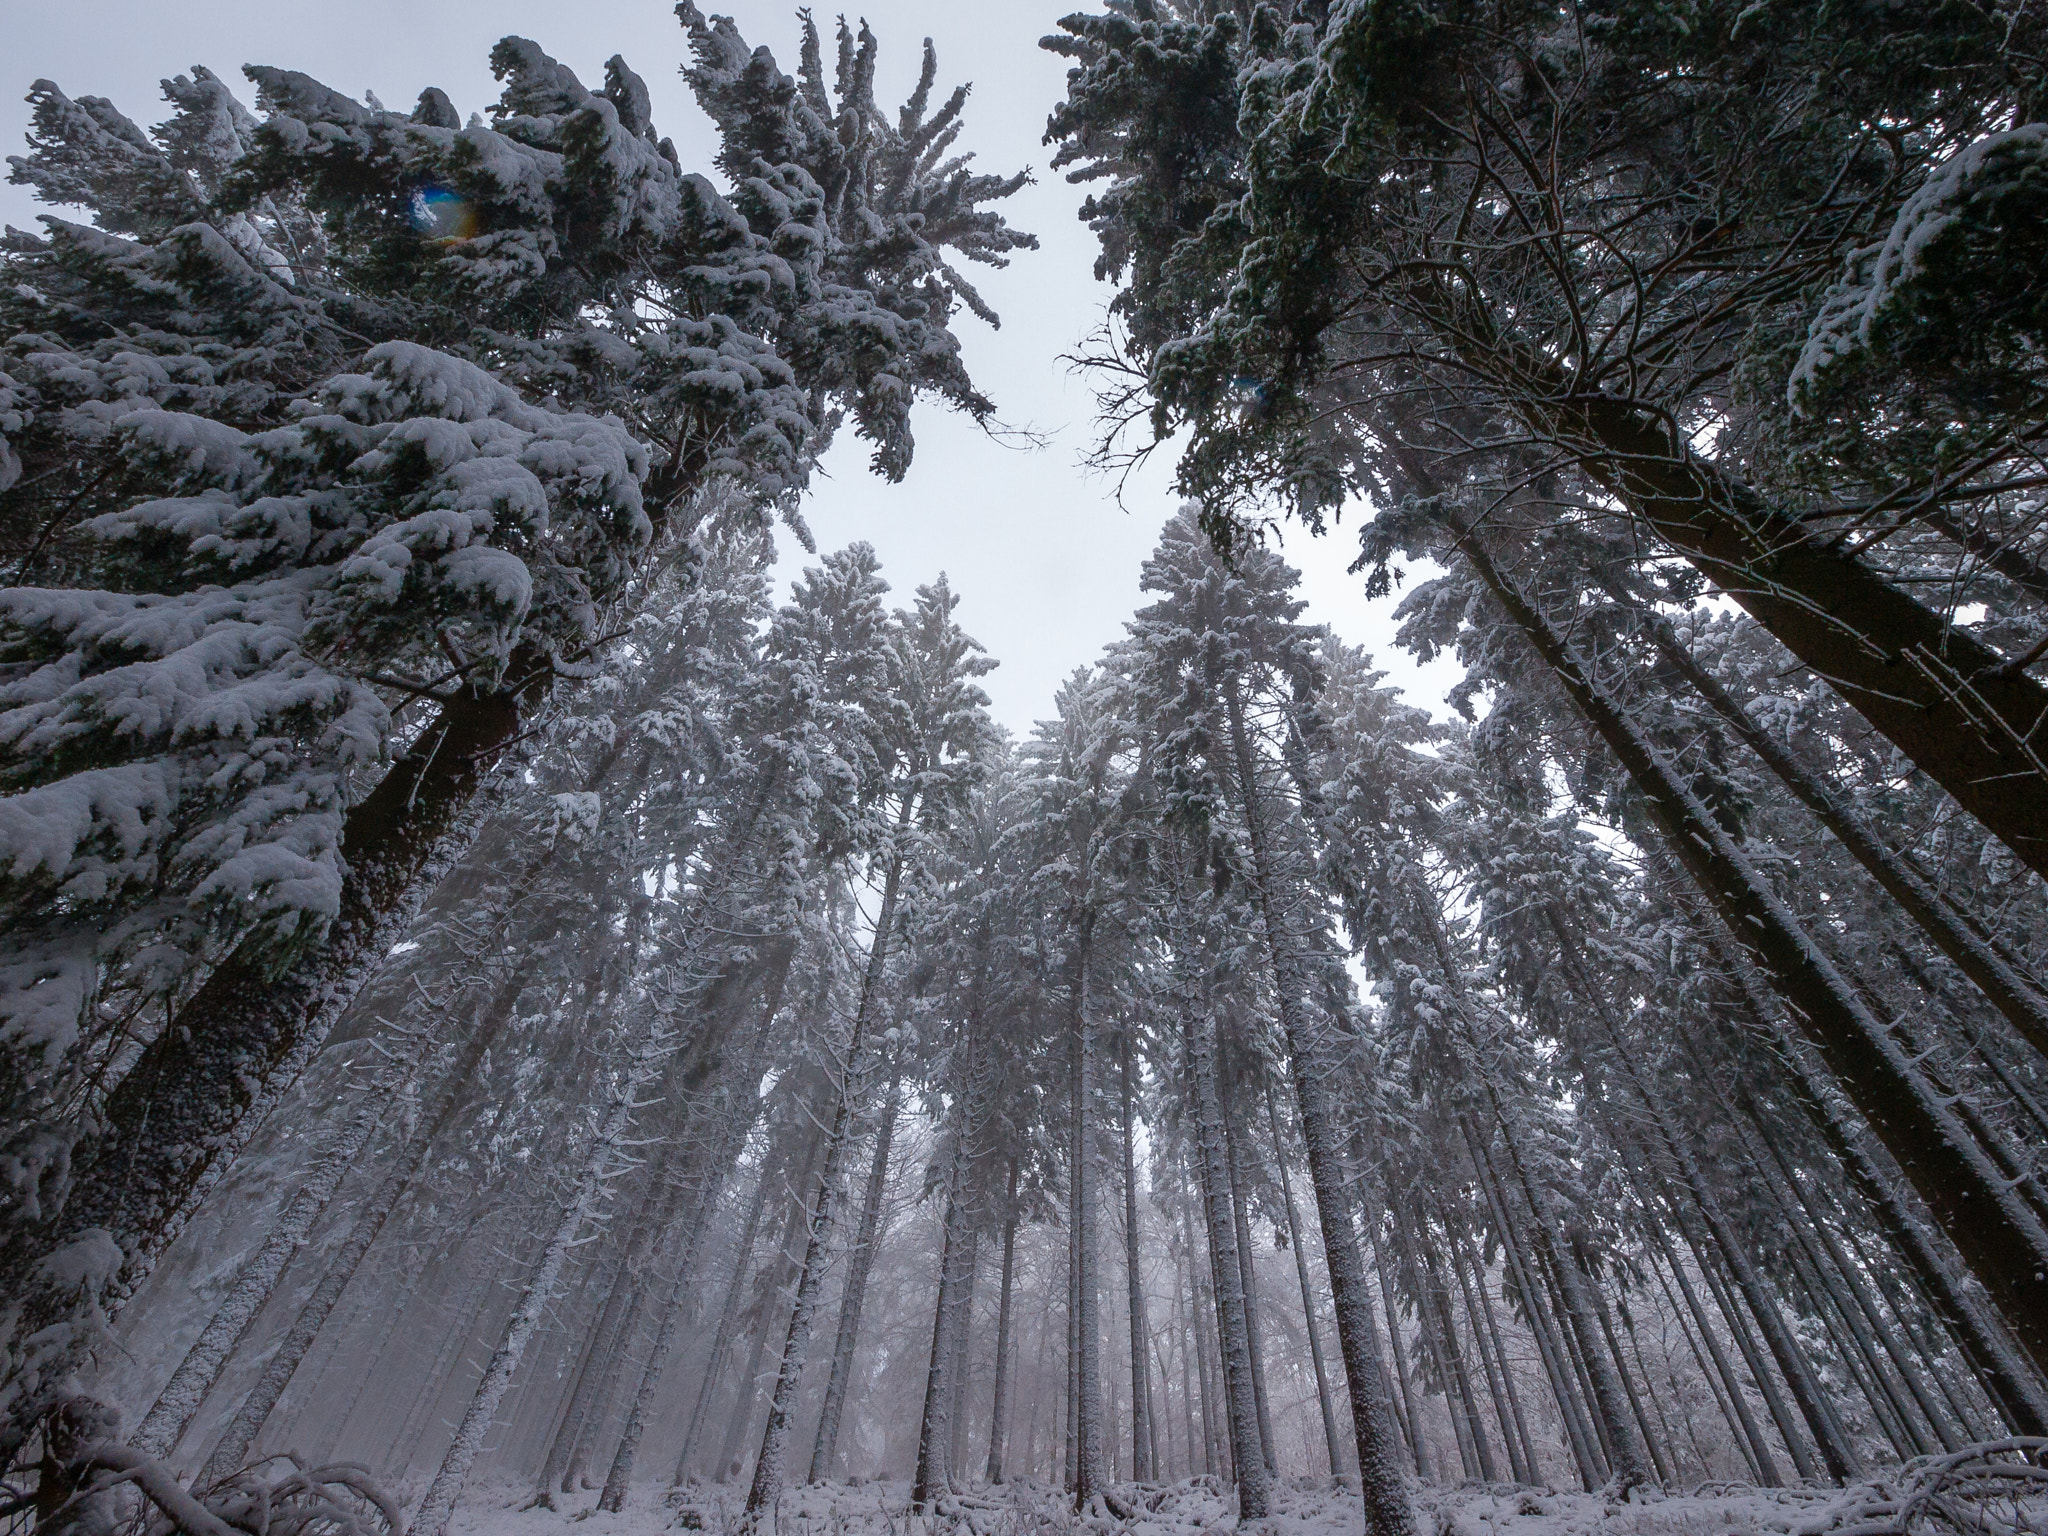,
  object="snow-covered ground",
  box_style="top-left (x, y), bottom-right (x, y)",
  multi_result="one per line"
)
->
top-left (439, 1476), bottom-right (1842, 1536)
